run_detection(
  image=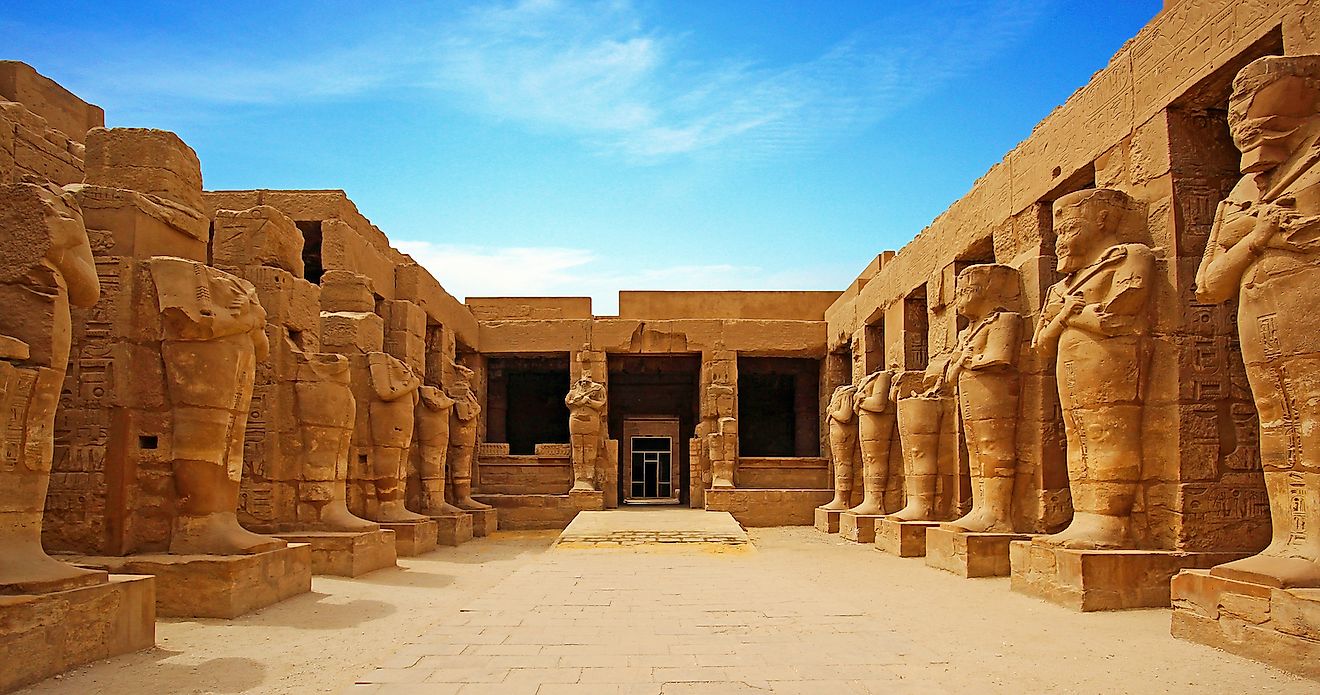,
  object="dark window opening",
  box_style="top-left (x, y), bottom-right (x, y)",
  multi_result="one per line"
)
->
top-left (138, 435), bottom-right (158, 450)
top-left (296, 220), bottom-right (324, 284)
top-left (904, 287), bottom-right (929, 371)
top-left (737, 356), bottom-right (821, 457)
top-left (487, 355), bottom-right (570, 455)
